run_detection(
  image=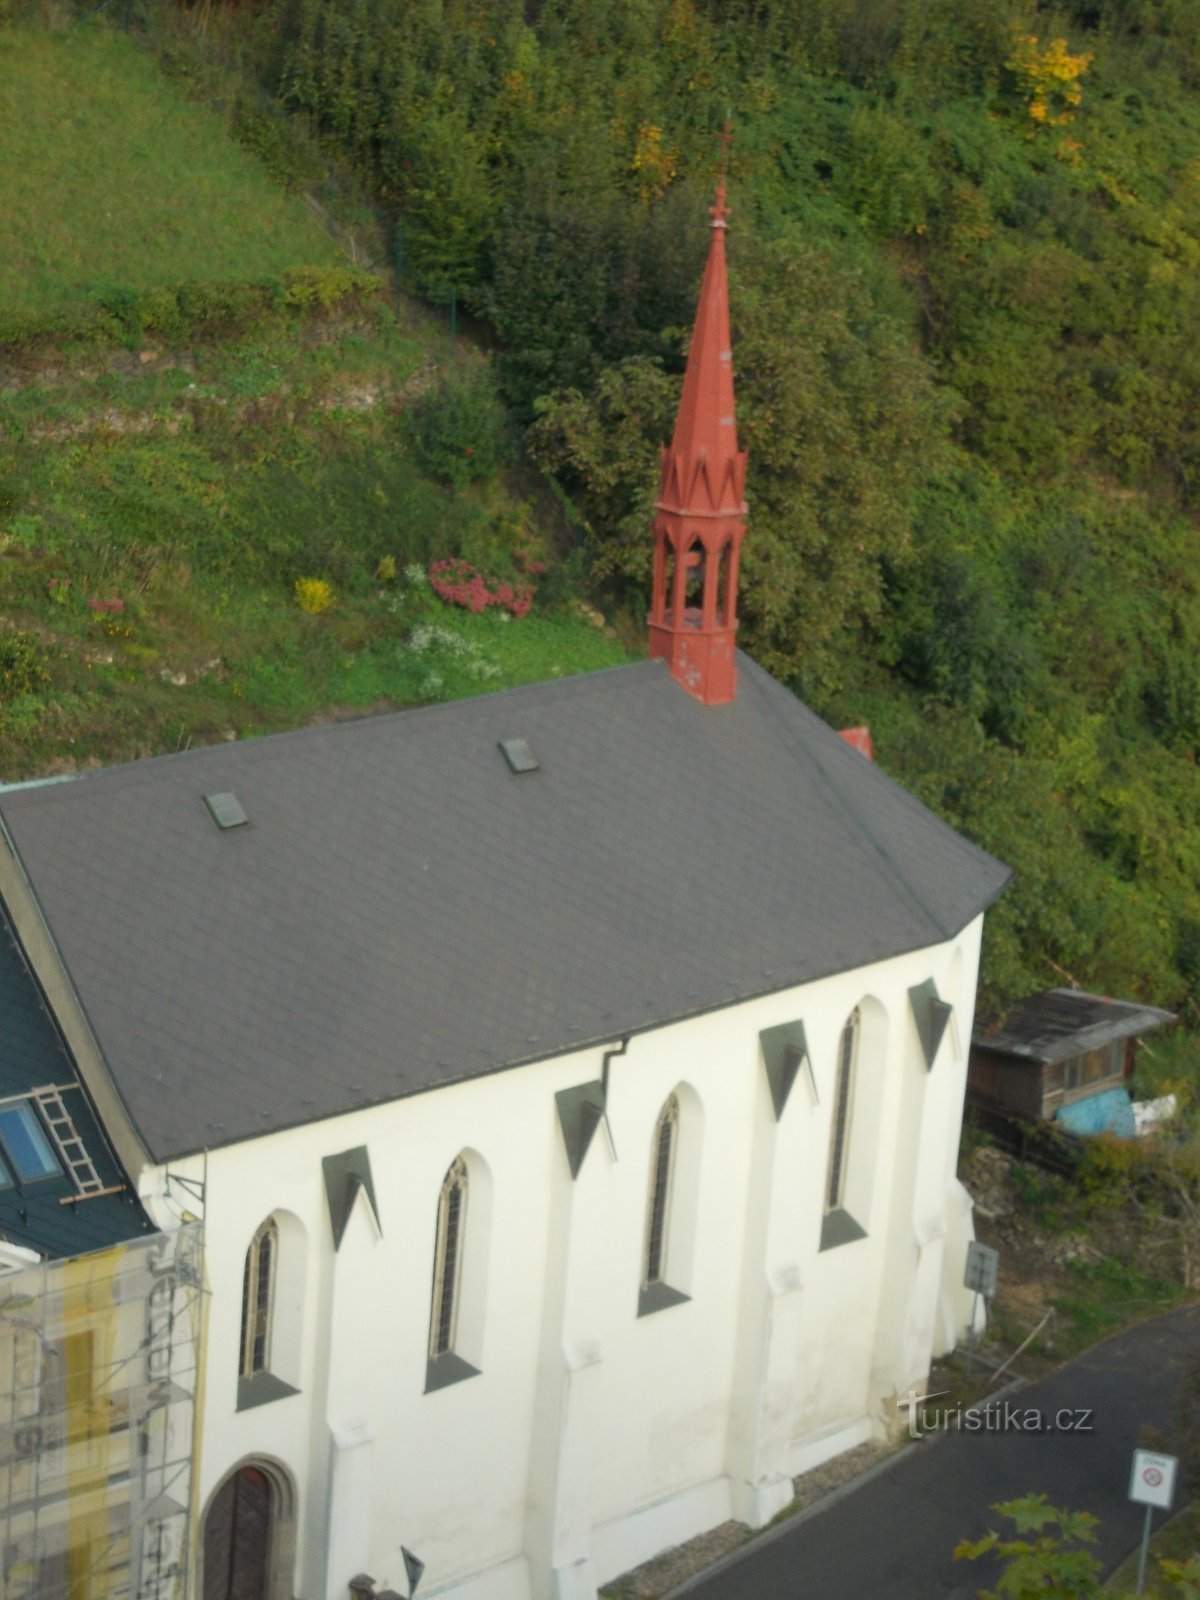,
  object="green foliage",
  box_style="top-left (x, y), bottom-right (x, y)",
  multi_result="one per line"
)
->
top-left (956, 1497), bottom-right (1200, 1598)
top-left (0, 267), bottom-right (381, 352)
top-left (0, 632), bottom-right (49, 701)
top-left (729, 229), bottom-right (952, 692)
top-left (280, 266), bottom-right (380, 313)
top-left (484, 184), bottom-right (709, 419)
top-left (405, 364), bottom-right (515, 490)
top-left (529, 354), bottom-right (678, 585)
top-left (955, 1497), bottom-right (1105, 1598)
top-left (231, 100), bottom-right (318, 190)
